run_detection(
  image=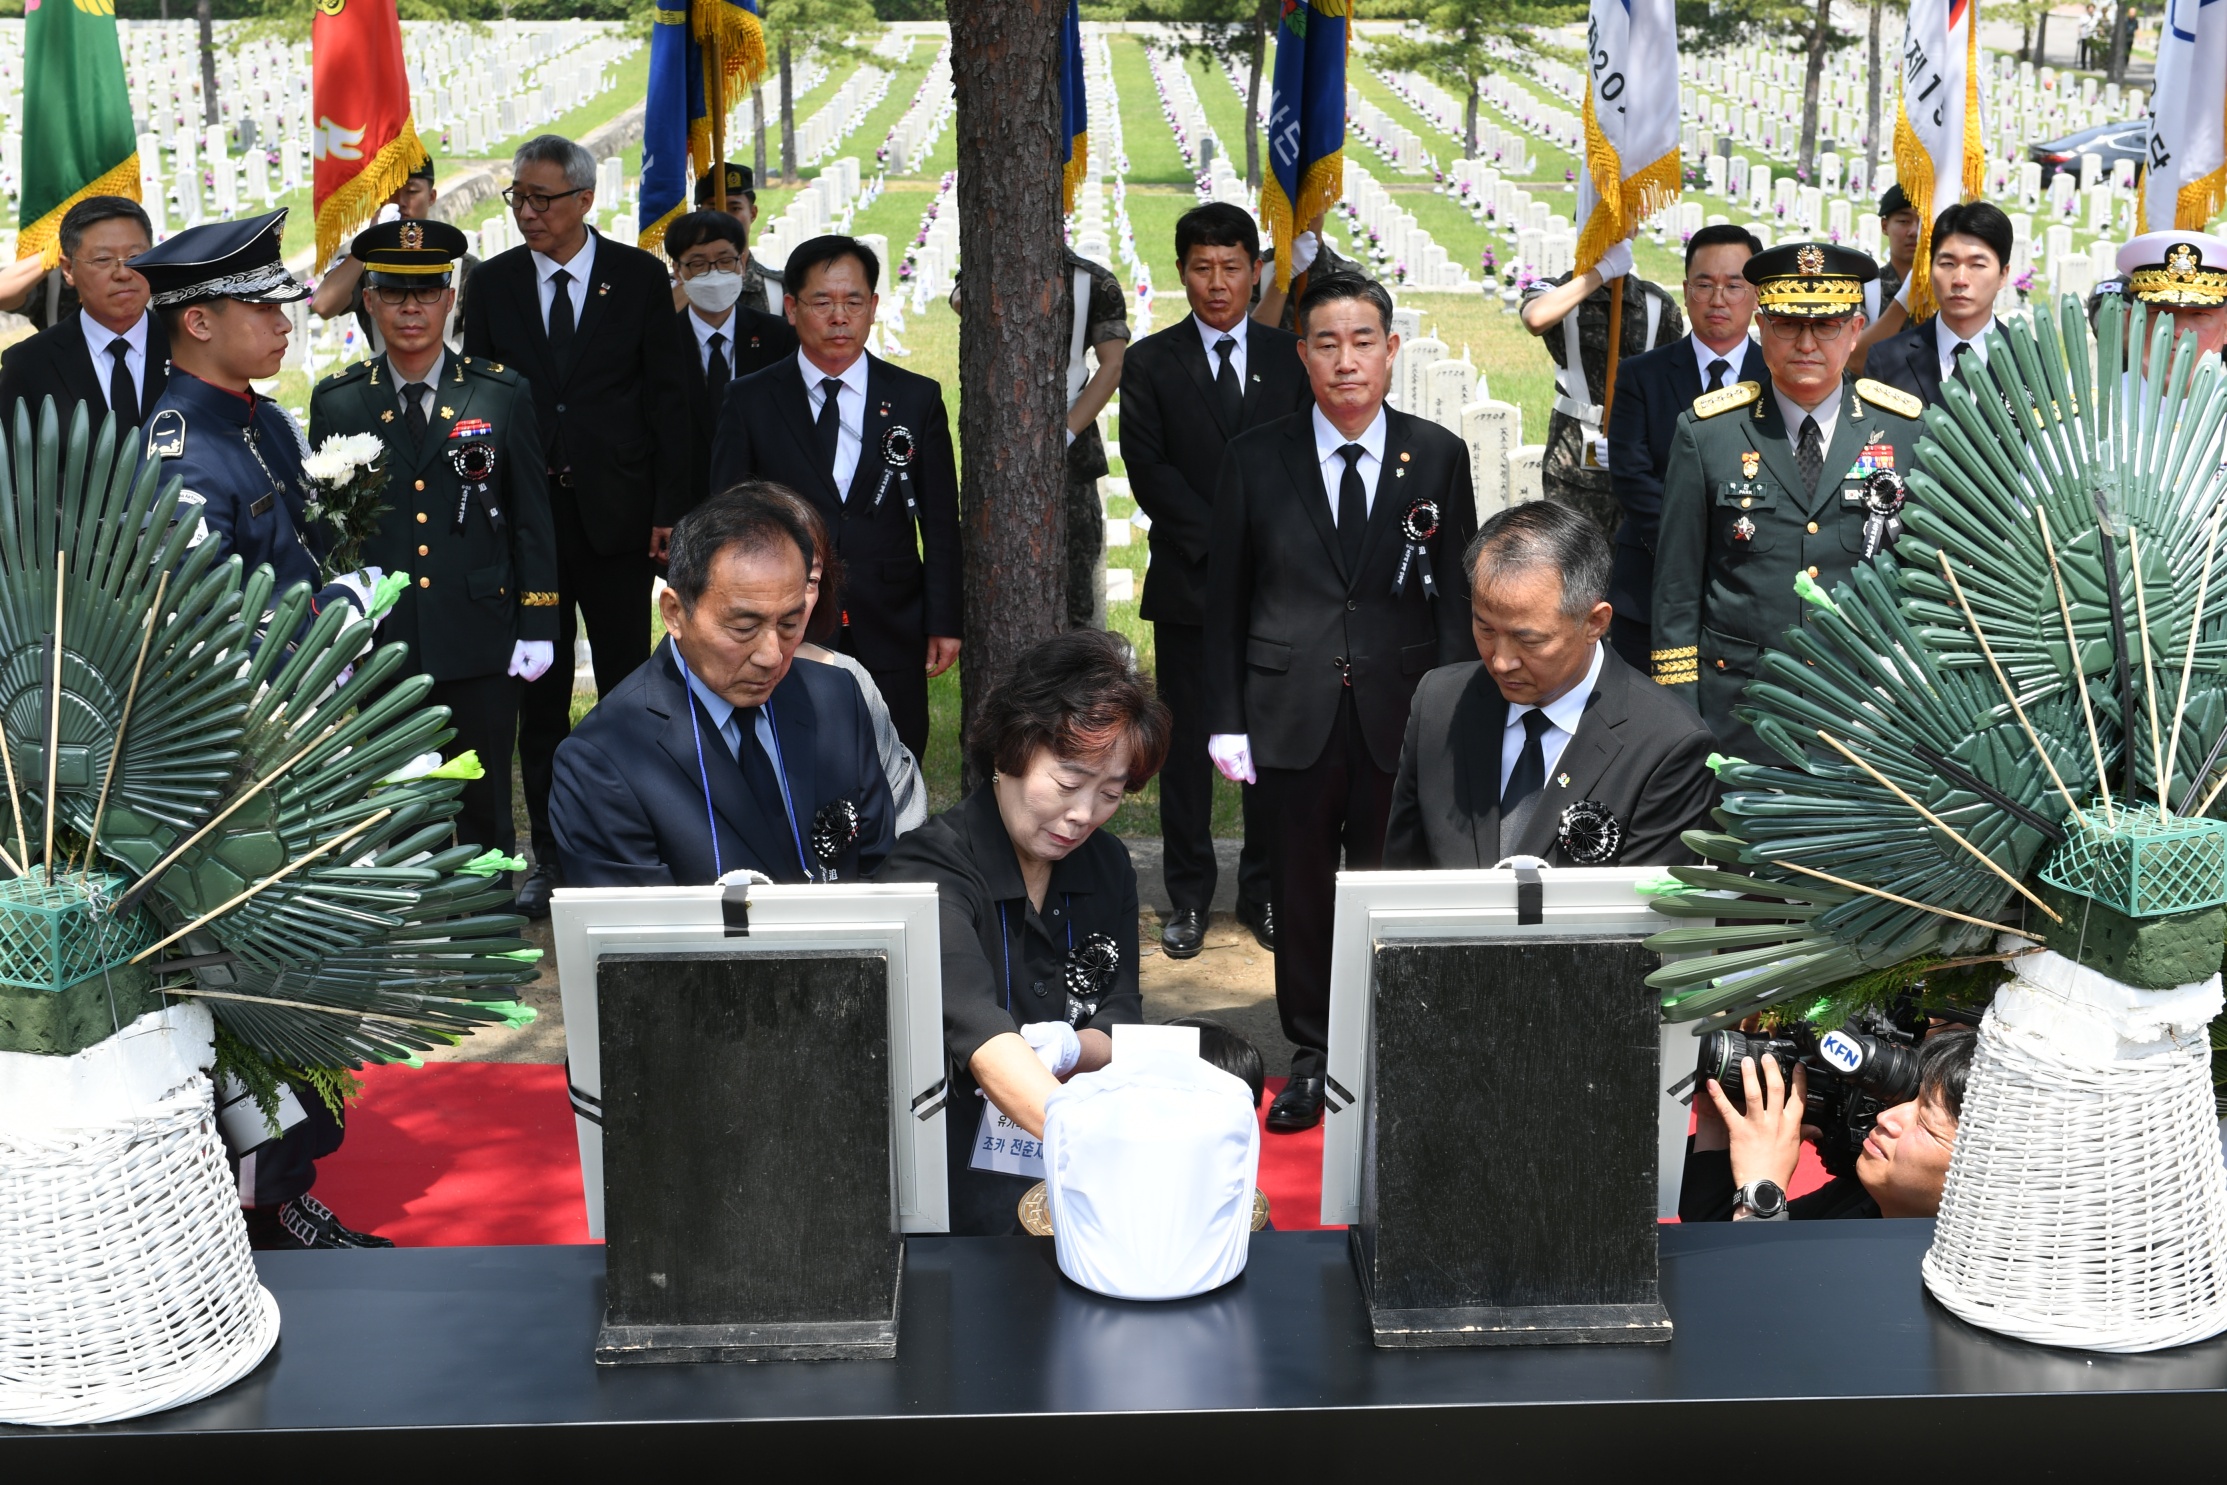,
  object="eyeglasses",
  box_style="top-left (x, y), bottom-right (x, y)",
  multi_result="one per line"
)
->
top-left (795, 294), bottom-right (870, 317)
top-left (1685, 279), bottom-right (1753, 301)
top-left (369, 285), bottom-right (449, 306)
top-left (1761, 315), bottom-right (1853, 343)
top-left (677, 254), bottom-right (744, 276)
top-left (73, 253), bottom-right (143, 274)
top-left (501, 185), bottom-right (589, 214)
